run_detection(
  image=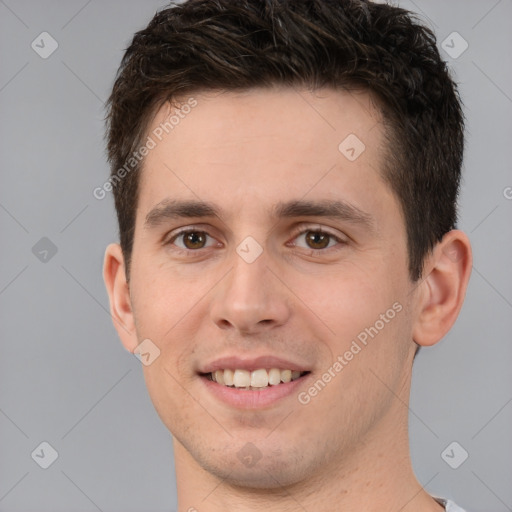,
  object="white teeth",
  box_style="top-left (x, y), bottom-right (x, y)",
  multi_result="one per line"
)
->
top-left (250, 369), bottom-right (269, 388)
top-left (233, 369), bottom-right (251, 388)
top-left (280, 369), bottom-right (292, 383)
top-left (209, 368), bottom-right (306, 388)
top-left (268, 368), bottom-right (281, 386)
top-left (223, 369), bottom-right (234, 386)
top-left (214, 370), bottom-right (224, 385)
